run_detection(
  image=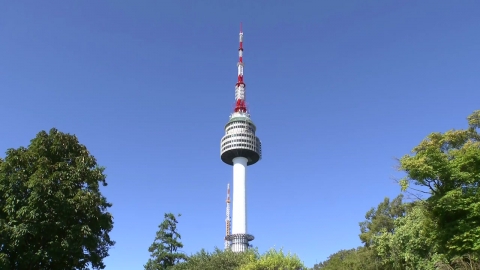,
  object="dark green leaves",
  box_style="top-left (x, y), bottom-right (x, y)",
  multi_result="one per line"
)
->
top-left (145, 213), bottom-right (187, 270)
top-left (359, 194), bottom-right (407, 247)
top-left (0, 128), bottom-right (114, 269)
top-left (171, 248), bottom-right (257, 270)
